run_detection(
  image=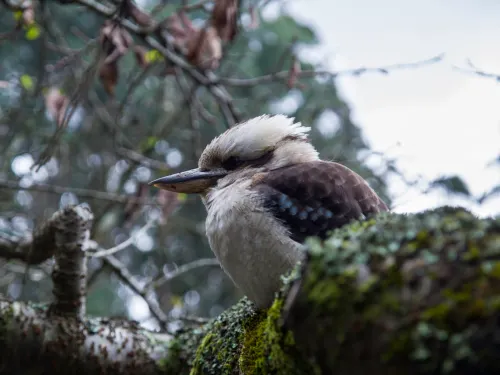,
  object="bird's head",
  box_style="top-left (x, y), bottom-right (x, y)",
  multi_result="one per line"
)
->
top-left (149, 114), bottom-right (319, 195)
